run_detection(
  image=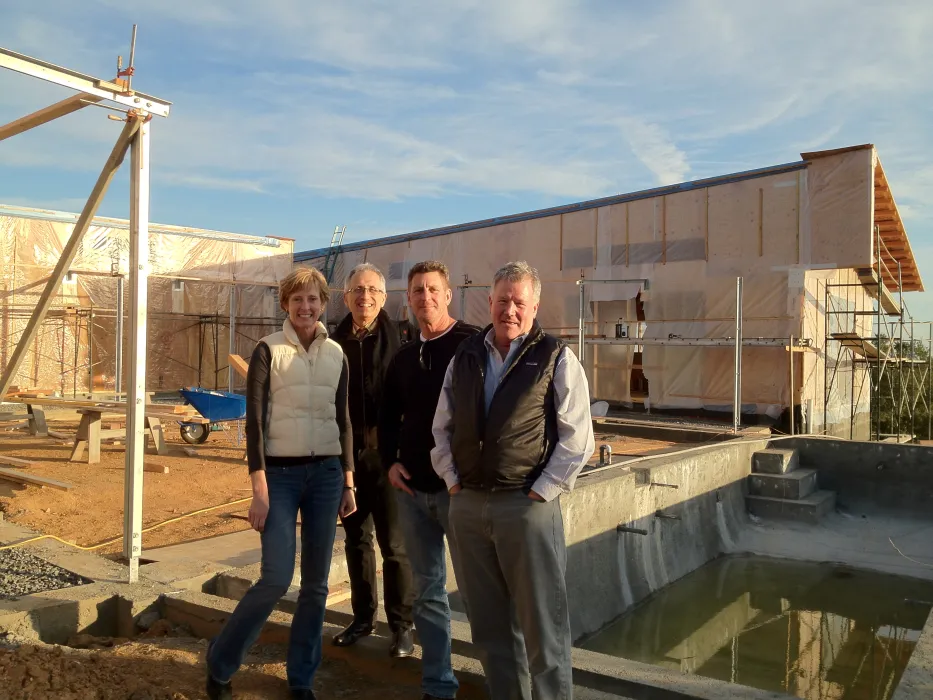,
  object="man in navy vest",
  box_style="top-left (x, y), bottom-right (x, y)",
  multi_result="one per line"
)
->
top-left (431, 261), bottom-right (595, 700)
